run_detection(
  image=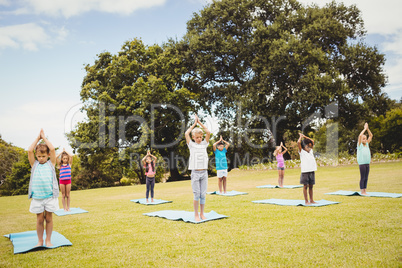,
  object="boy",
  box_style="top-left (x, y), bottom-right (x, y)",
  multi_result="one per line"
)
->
top-left (185, 115), bottom-right (210, 222)
top-left (28, 129), bottom-right (59, 247)
top-left (297, 133), bottom-right (317, 205)
top-left (213, 135), bottom-right (230, 194)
